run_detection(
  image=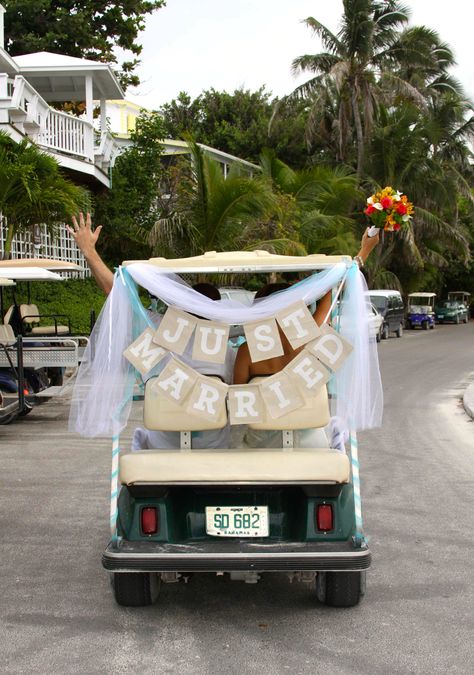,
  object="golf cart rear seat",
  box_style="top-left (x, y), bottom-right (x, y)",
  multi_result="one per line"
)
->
top-left (119, 378), bottom-right (350, 486)
top-left (20, 304), bottom-right (70, 335)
